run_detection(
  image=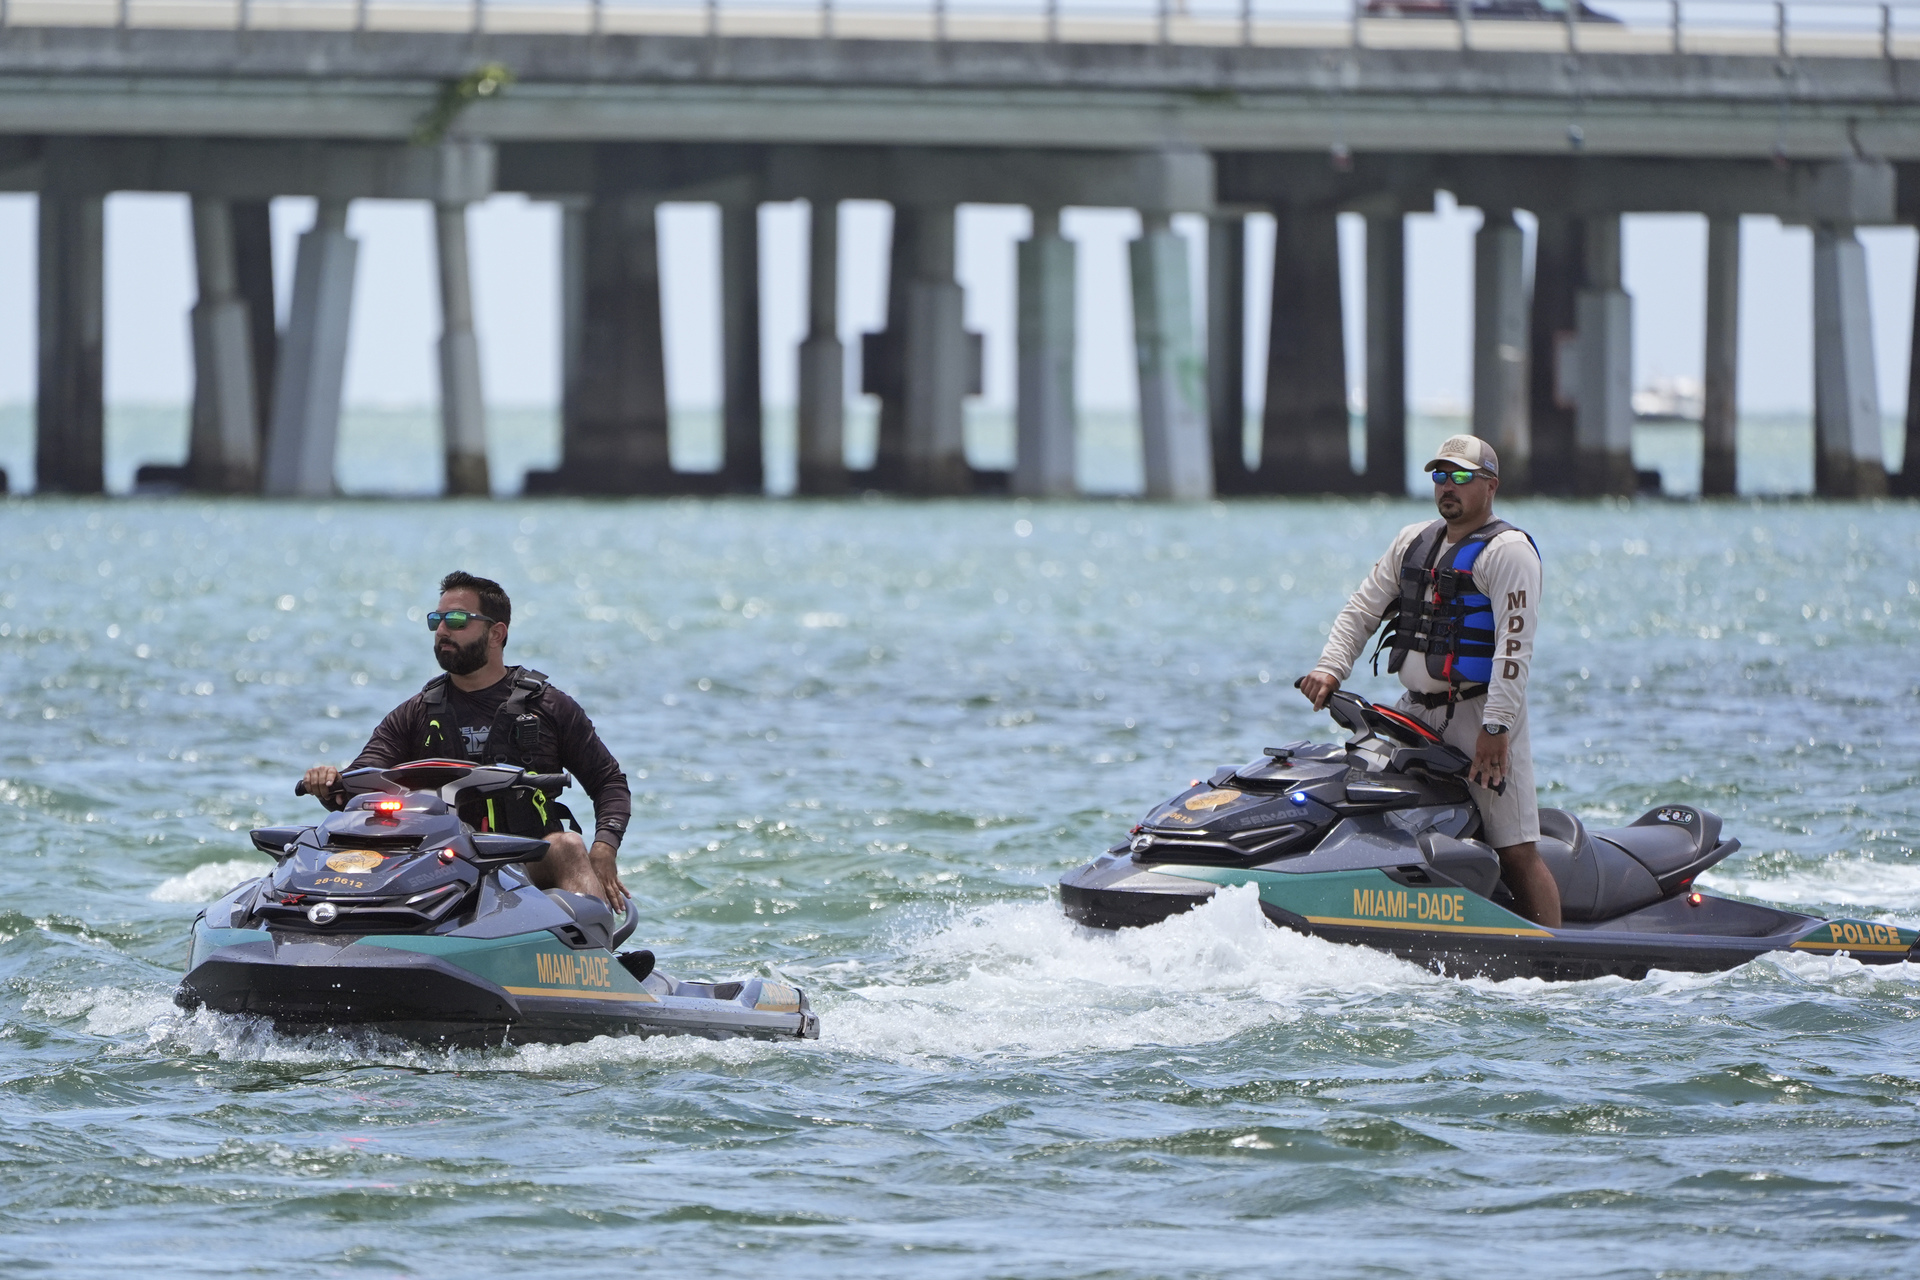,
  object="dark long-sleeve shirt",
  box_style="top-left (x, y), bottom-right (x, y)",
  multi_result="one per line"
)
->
top-left (348, 669), bottom-right (631, 851)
